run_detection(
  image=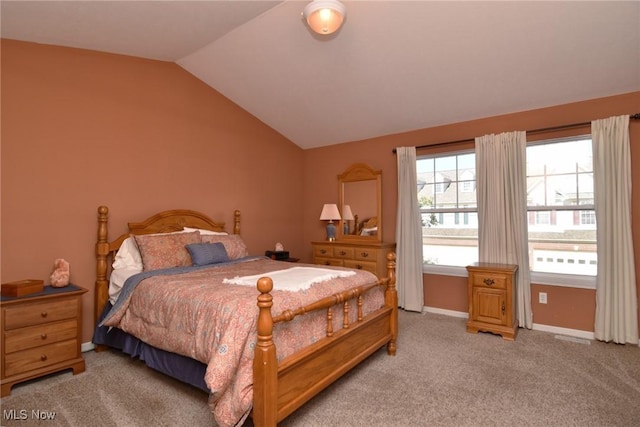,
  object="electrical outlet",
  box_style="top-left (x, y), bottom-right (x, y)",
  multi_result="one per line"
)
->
top-left (539, 292), bottom-right (547, 304)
